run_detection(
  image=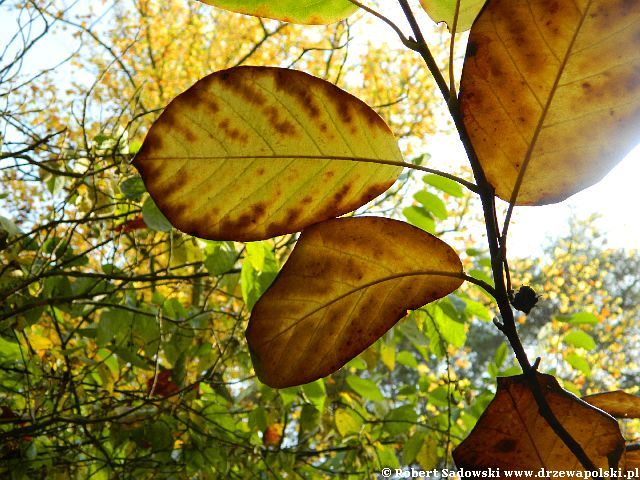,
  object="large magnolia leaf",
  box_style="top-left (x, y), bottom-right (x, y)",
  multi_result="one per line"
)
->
top-left (246, 217), bottom-right (463, 388)
top-left (583, 391), bottom-right (640, 419)
top-left (198, 0), bottom-right (358, 24)
top-left (459, 0), bottom-right (640, 205)
top-left (453, 373), bottom-right (625, 469)
top-left (419, 0), bottom-right (486, 32)
top-left (134, 67), bottom-right (402, 241)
